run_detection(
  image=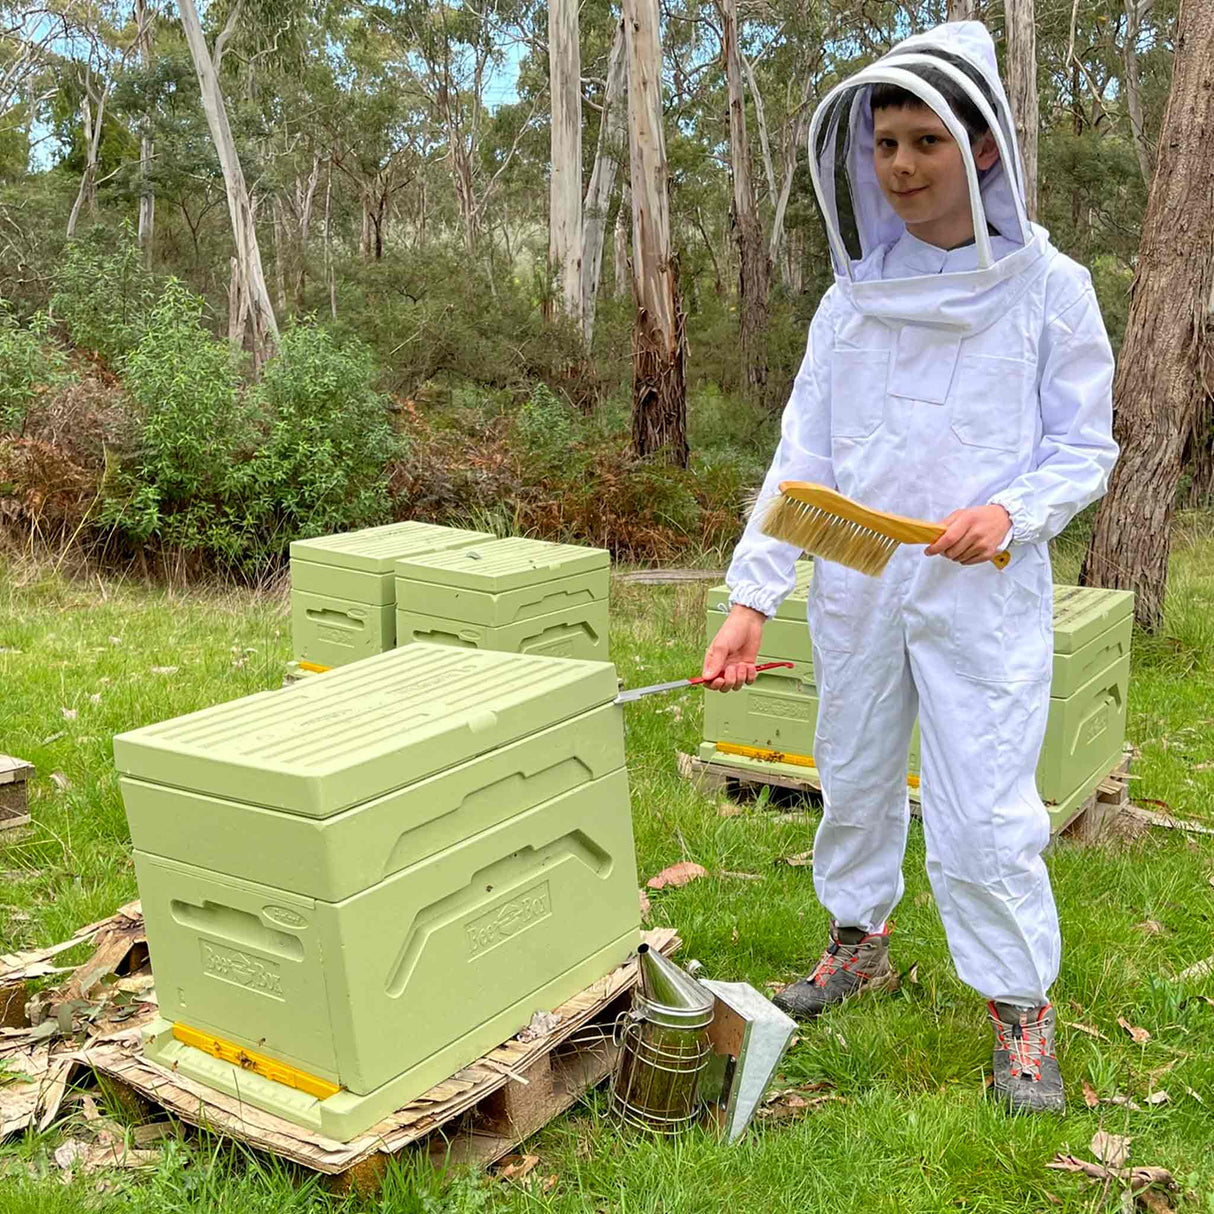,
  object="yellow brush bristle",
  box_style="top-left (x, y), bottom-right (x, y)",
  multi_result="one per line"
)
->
top-left (760, 494), bottom-right (901, 577)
